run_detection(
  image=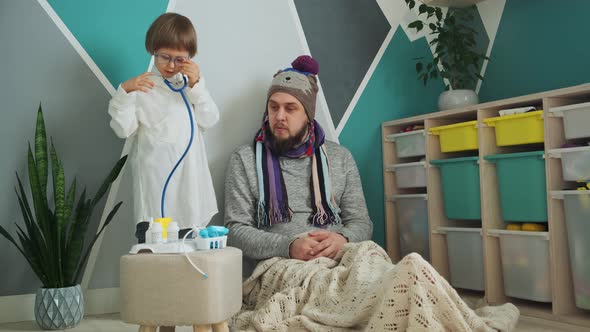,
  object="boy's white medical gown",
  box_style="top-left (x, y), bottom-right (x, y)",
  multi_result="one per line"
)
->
top-left (108, 73), bottom-right (219, 229)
